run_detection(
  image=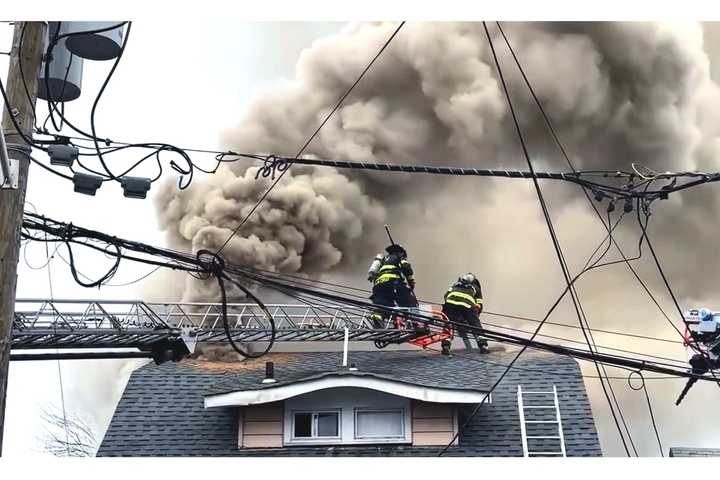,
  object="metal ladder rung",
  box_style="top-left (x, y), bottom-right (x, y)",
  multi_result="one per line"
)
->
top-left (518, 384), bottom-right (566, 458)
